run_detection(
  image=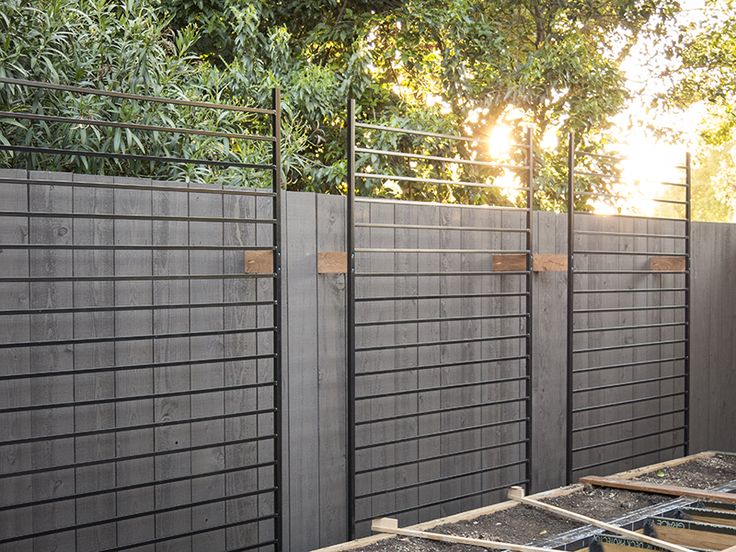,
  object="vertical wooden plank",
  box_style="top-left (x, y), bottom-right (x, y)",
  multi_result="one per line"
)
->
top-left (285, 192), bottom-right (319, 549)
top-left (113, 176), bottom-right (155, 552)
top-left (152, 179), bottom-right (192, 552)
top-left (72, 173), bottom-right (117, 552)
top-left (28, 170), bottom-right (77, 552)
top-left (530, 211), bottom-right (567, 491)
top-left (315, 193), bottom-right (347, 546)
top-left (0, 168), bottom-right (33, 552)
